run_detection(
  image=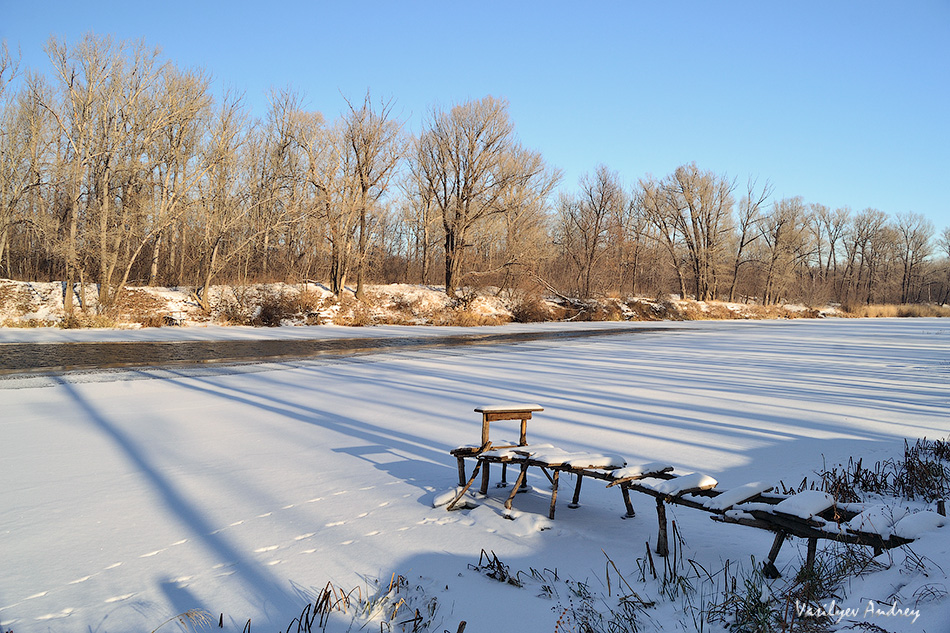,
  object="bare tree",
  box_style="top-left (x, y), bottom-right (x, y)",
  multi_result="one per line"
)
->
top-left (727, 177), bottom-right (771, 301)
top-left (894, 211), bottom-right (934, 303)
top-left (759, 197), bottom-right (808, 305)
top-left (342, 92), bottom-right (402, 299)
top-left (414, 96), bottom-right (543, 296)
top-left (557, 165), bottom-right (624, 298)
